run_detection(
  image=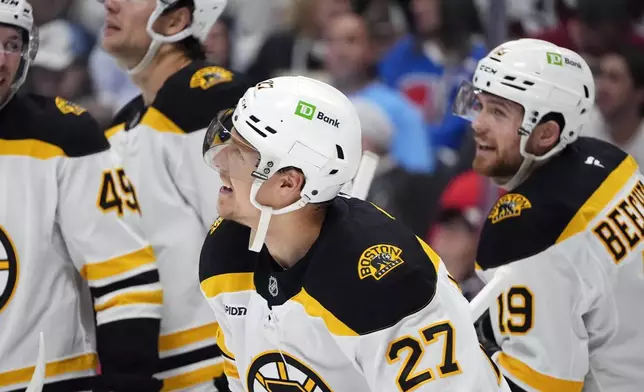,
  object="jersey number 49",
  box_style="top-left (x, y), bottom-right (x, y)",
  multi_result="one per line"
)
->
top-left (97, 168), bottom-right (141, 216)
